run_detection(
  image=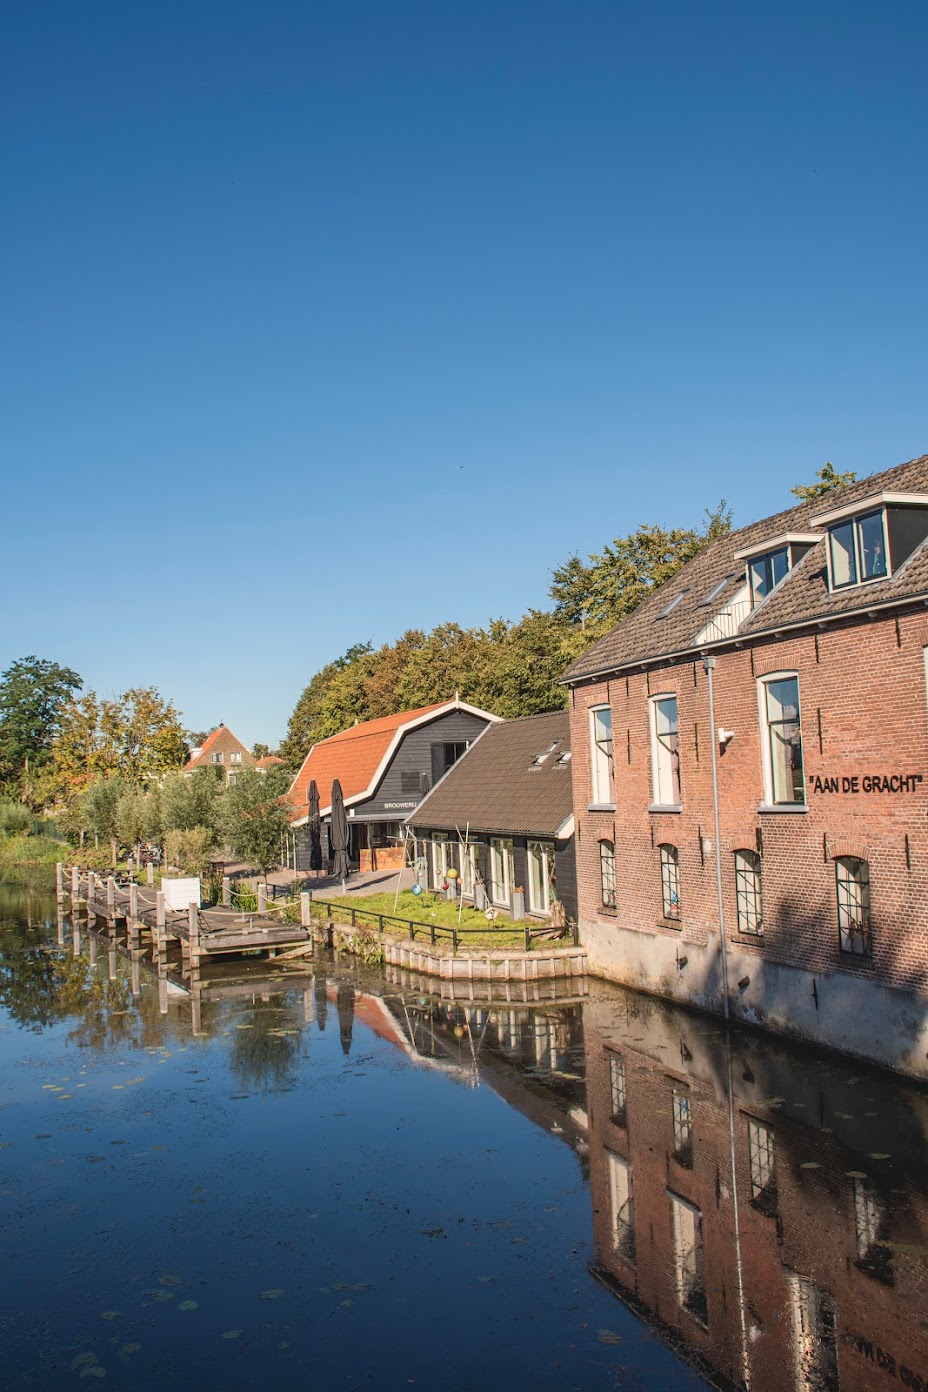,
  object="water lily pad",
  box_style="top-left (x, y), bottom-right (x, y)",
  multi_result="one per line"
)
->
top-left (845, 1170), bottom-right (868, 1179)
top-left (72, 1353), bottom-right (97, 1369)
top-left (79, 1367), bottom-right (106, 1379)
top-left (121, 1344), bottom-right (141, 1356)
top-left (100, 1311), bottom-right (121, 1321)
top-left (800, 1162), bottom-right (821, 1170)
top-left (868, 1152), bottom-right (891, 1161)
top-left (178, 1300), bottom-right (198, 1311)
top-left (222, 1330), bottom-right (241, 1340)
top-left (0, 1142), bottom-right (11, 1149)
top-left (597, 1329), bottom-right (622, 1344)
top-left (260, 1289), bottom-right (285, 1300)
top-left (159, 1275), bottom-right (182, 1286)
